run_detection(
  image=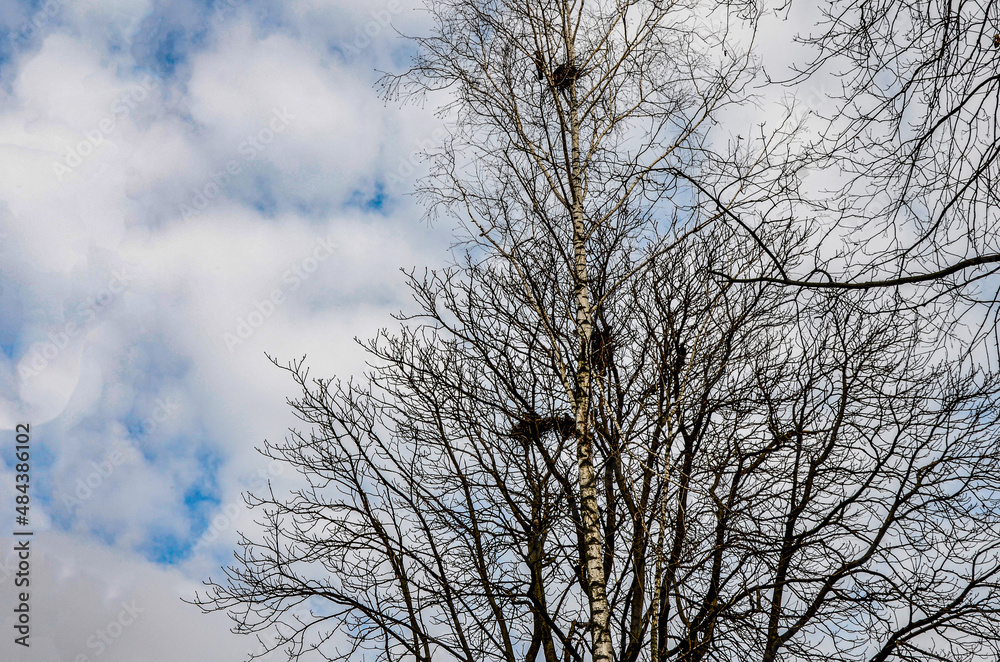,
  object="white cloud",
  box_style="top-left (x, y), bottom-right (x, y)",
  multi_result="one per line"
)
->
top-left (0, 531), bottom-right (262, 661)
top-left (186, 22), bottom-right (384, 207)
top-left (0, 2), bottom-right (452, 660)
